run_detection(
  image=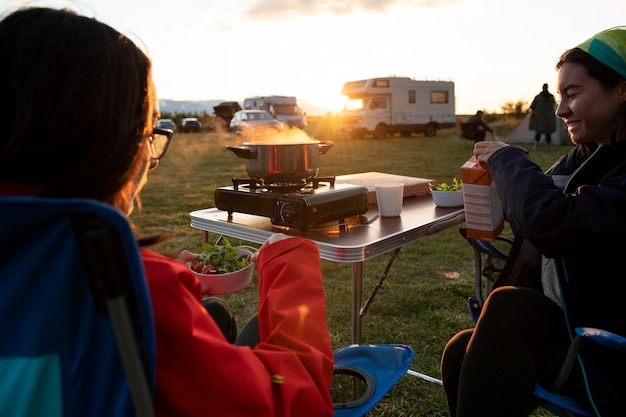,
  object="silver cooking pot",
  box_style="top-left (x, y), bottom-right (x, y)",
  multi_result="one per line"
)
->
top-left (225, 140), bottom-right (334, 183)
